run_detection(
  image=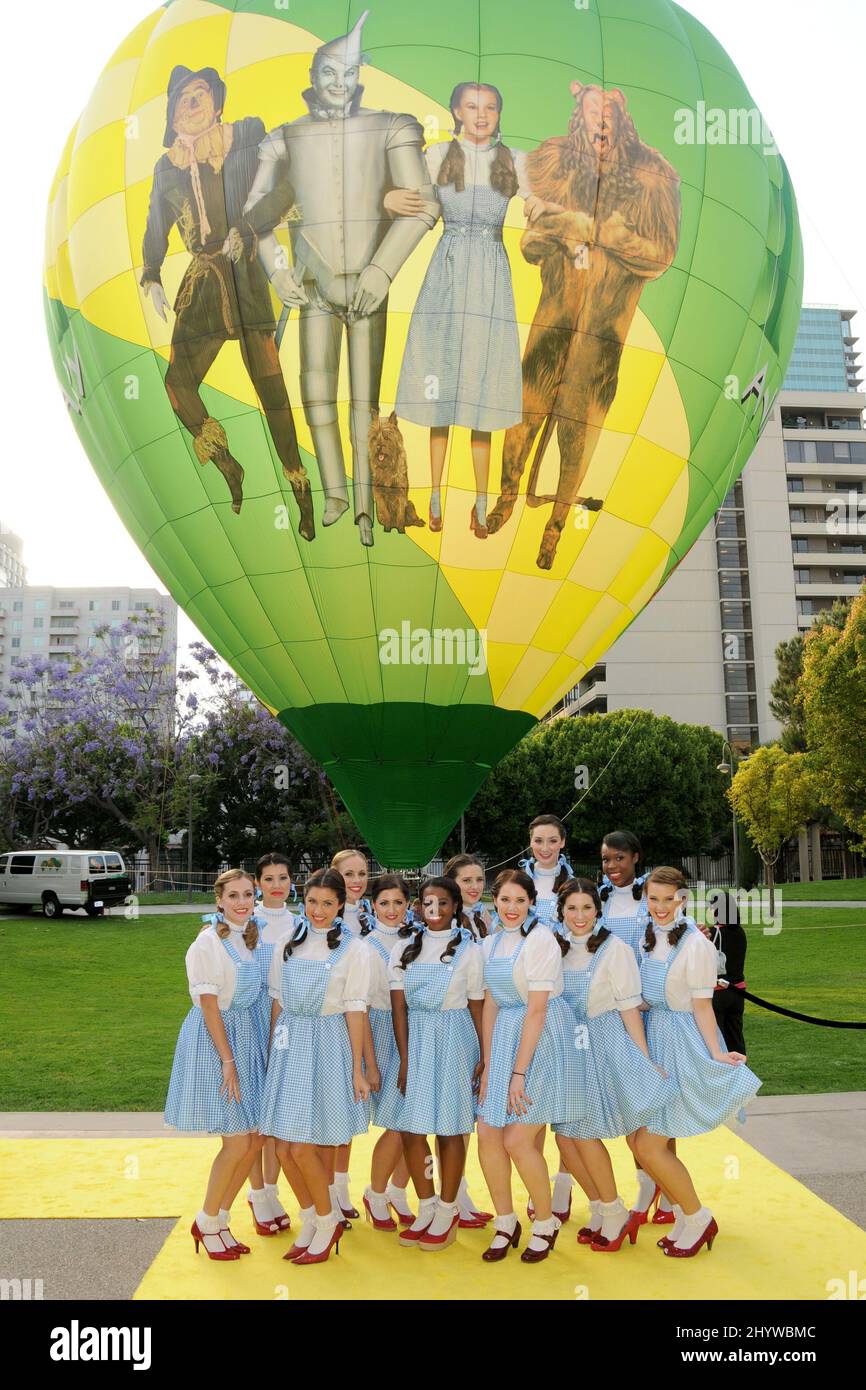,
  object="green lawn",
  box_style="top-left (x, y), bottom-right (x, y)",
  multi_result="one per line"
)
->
top-left (771, 878), bottom-right (866, 902)
top-left (1, 909), bottom-right (864, 1110)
